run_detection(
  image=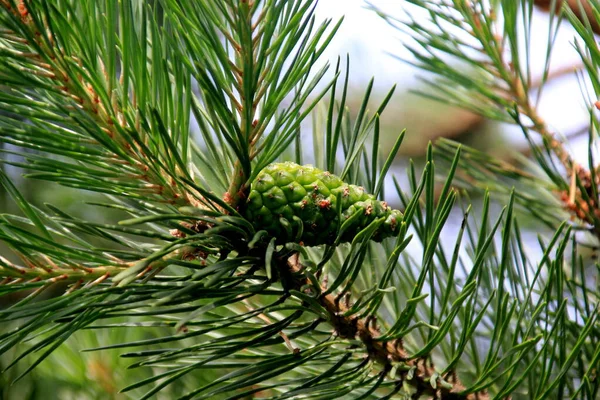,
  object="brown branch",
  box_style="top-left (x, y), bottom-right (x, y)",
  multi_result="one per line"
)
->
top-left (534, 0), bottom-right (600, 35)
top-left (283, 253), bottom-right (489, 400)
top-left (530, 62), bottom-right (583, 89)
